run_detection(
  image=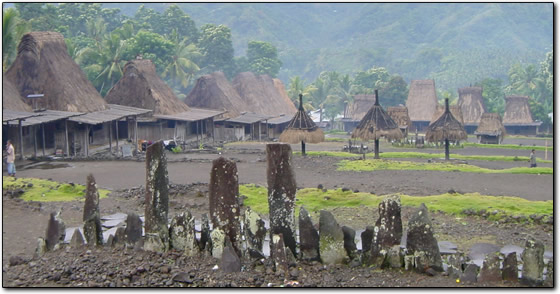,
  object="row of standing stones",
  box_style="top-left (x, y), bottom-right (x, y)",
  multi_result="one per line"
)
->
top-left (34, 142), bottom-right (552, 287)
